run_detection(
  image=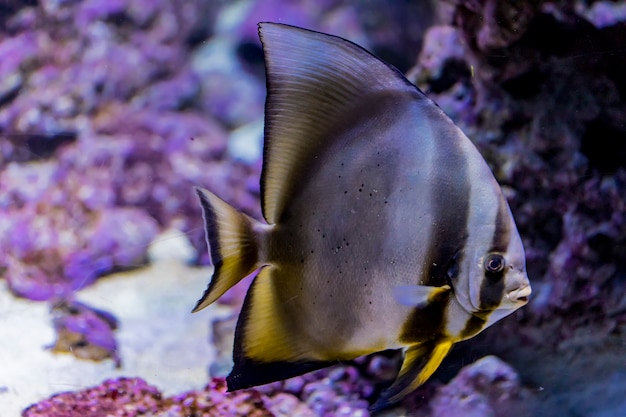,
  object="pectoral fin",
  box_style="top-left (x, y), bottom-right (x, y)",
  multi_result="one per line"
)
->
top-left (370, 339), bottom-right (454, 412)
